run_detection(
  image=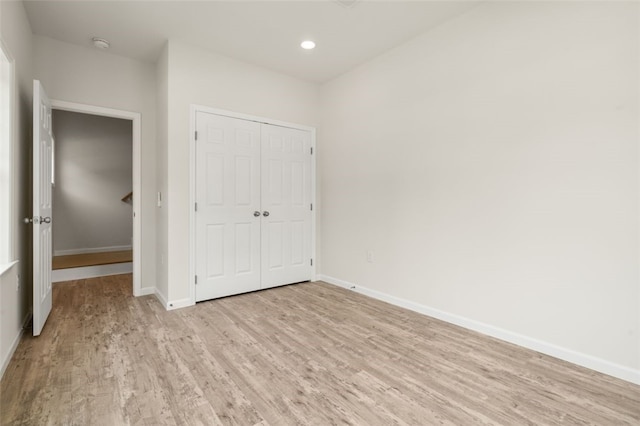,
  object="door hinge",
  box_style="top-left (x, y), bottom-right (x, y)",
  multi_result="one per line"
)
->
top-left (195, 202), bottom-right (198, 212)
top-left (310, 259), bottom-right (313, 266)
top-left (310, 203), bottom-right (313, 211)
top-left (195, 275), bottom-right (198, 284)
top-left (310, 147), bottom-right (313, 155)
top-left (195, 131), bottom-right (198, 140)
